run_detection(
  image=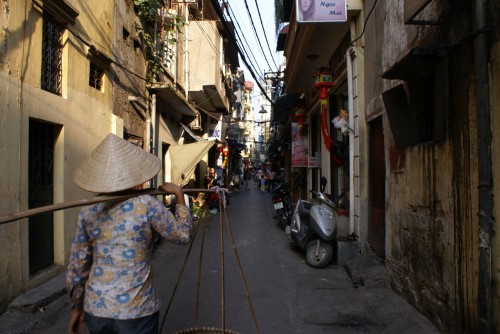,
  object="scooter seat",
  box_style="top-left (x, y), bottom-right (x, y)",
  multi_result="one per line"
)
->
top-left (298, 201), bottom-right (312, 218)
